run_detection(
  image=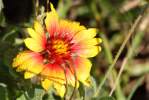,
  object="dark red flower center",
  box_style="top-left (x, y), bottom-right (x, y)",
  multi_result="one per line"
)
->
top-left (42, 36), bottom-right (73, 65)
